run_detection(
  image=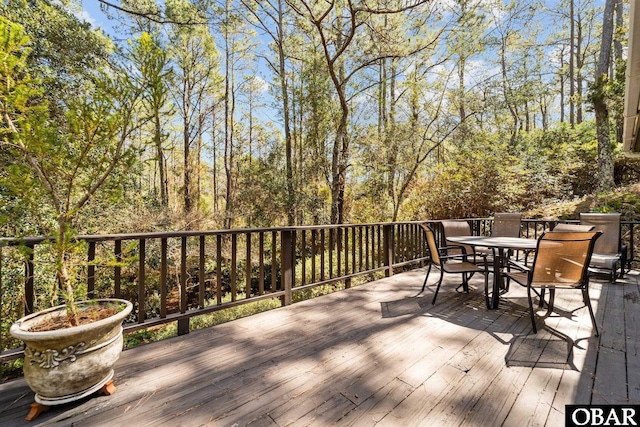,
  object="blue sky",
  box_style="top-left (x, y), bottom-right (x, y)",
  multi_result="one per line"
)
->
top-left (80, 1), bottom-right (118, 34)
